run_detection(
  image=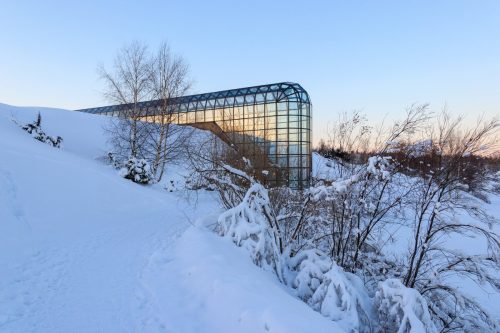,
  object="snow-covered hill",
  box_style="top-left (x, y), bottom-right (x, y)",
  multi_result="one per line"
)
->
top-left (0, 104), bottom-right (343, 332)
